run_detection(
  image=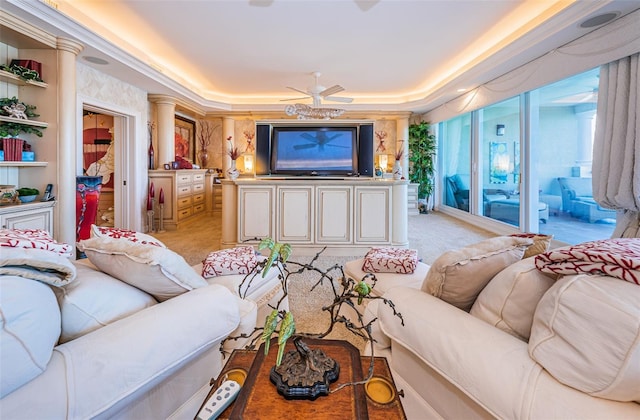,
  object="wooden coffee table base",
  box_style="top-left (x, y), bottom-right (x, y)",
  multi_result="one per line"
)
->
top-left (202, 339), bottom-right (406, 419)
